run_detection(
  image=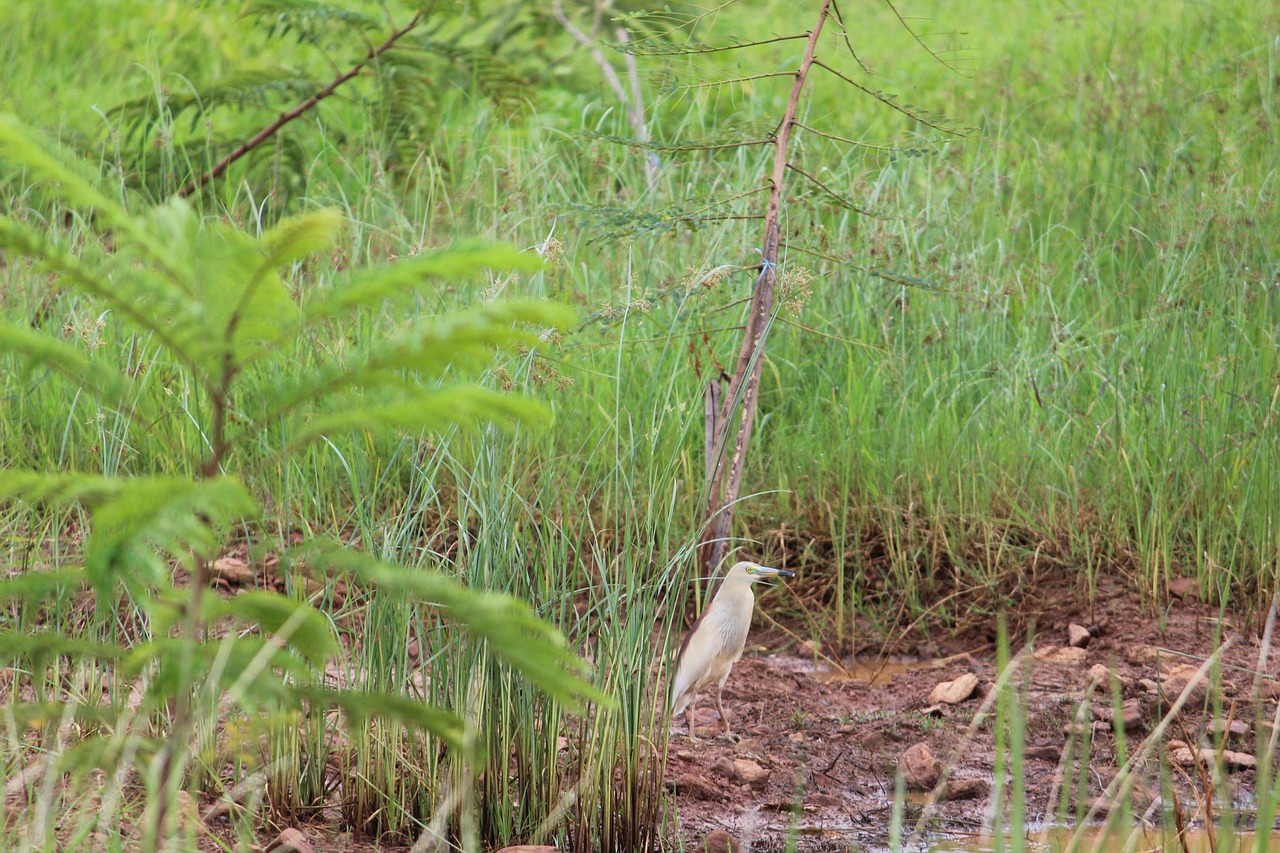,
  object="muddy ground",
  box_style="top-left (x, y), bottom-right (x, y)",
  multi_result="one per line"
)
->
top-left (667, 574), bottom-right (1280, 852)
top-left (15, 564), bottom-right (1278, 853)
